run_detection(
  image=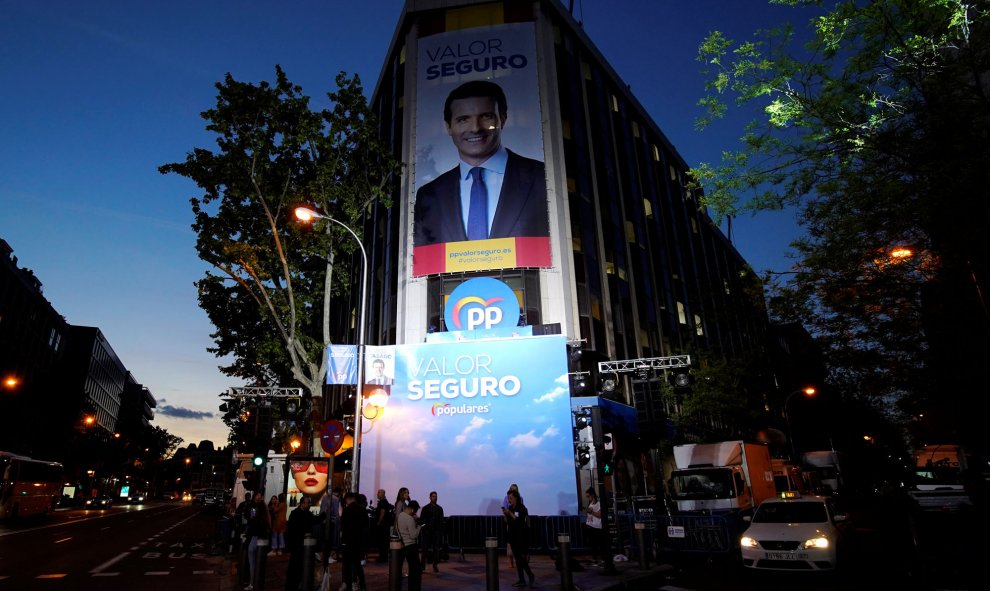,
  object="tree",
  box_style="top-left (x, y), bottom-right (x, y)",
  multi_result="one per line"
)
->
top-left (691, 0), bottom-right (990, 454)
top-left (662, 351), bottom-right (774, 442)
top-left (160, 67), bottom-right (401, 448)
